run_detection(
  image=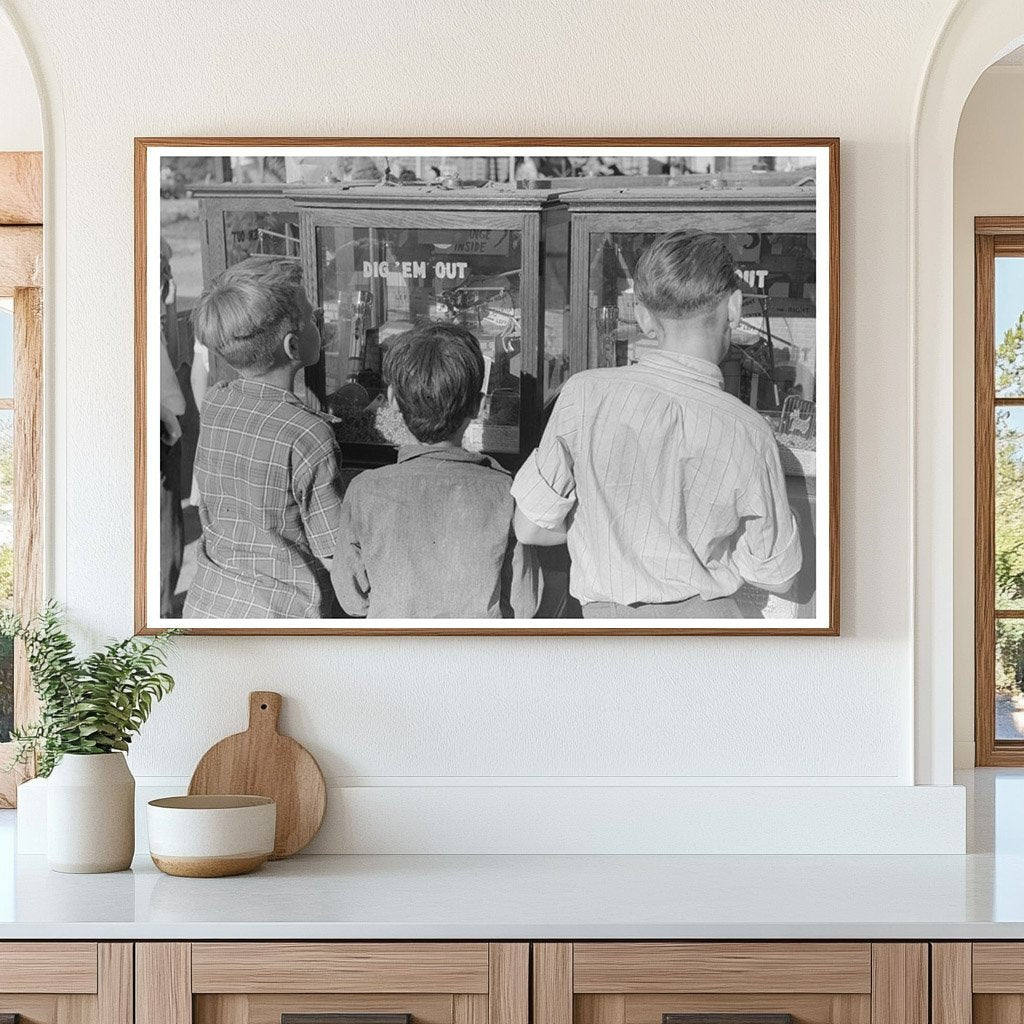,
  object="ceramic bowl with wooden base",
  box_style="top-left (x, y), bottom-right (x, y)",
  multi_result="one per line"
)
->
top-left (147, 795), bottom-right (276, 877)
